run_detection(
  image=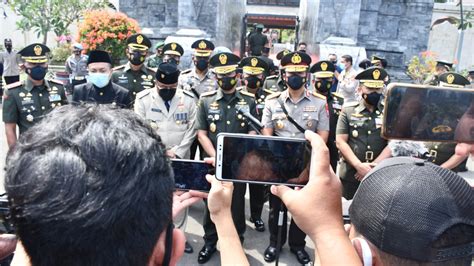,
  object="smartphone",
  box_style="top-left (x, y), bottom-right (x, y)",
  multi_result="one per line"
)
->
top-left (171, 159), bottom-right (212, 192)
top-left (215, 133), bottom-right (311, 186)
top-left (383, 83), bottom-right (474, 143)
